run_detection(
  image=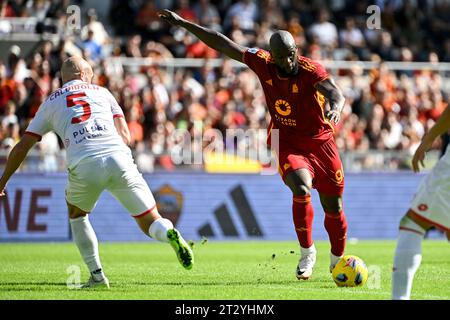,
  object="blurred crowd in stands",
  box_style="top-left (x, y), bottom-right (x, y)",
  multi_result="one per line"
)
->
top-left (0, 0), bottom-right (449, 171)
